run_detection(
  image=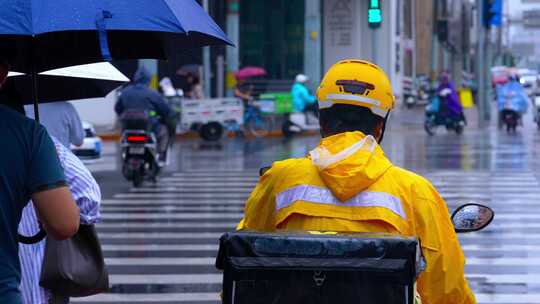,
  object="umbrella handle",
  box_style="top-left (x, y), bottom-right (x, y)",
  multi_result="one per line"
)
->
top-left (96, 11), bottom-right (113, 61)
